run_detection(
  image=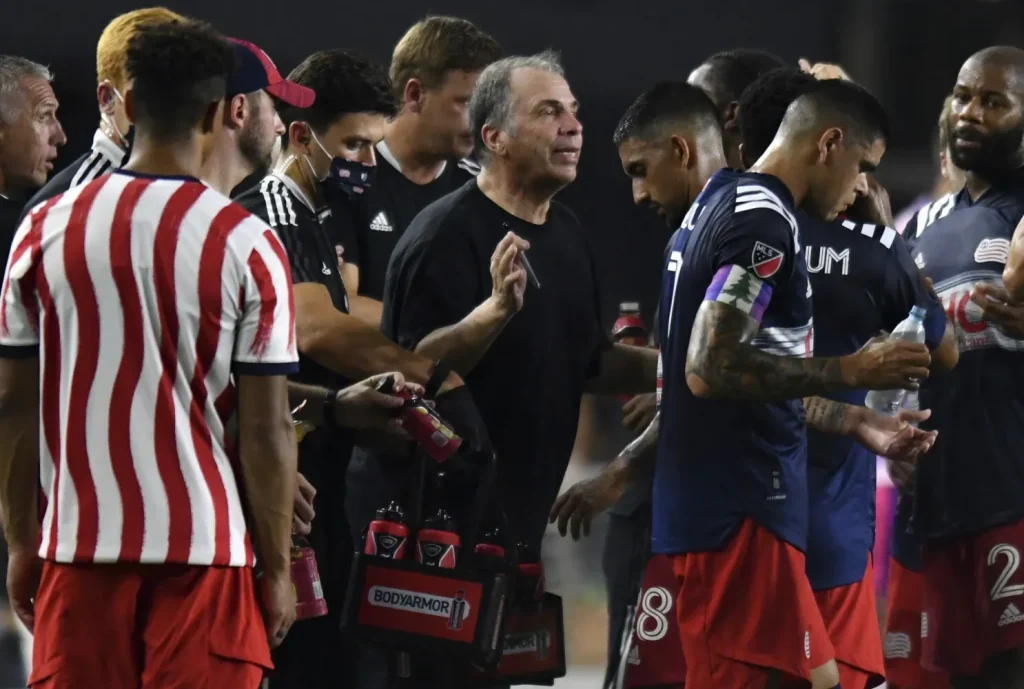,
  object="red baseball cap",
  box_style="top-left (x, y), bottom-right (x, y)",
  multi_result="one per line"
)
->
top-left (226, 38), bottom-right (315, 108)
